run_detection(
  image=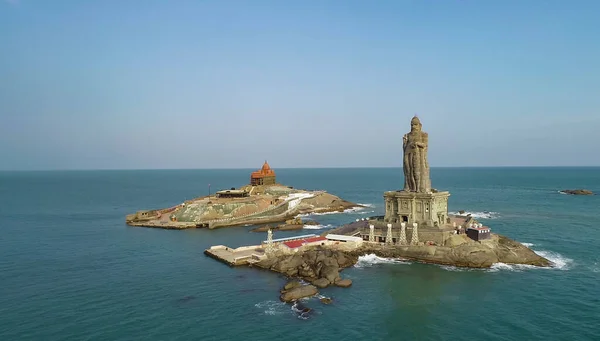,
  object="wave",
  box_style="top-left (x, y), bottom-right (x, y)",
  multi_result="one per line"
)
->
top-left (296, 204), bottom-right (375, 218)
top-left (521, 242), bottom-right (535, 247)
top-left (534, 250), bottom-right (573, 270)
top-left (291, 301), bottom-right (312, 320)
top-left (449, 211), bottom-right (499, 219)
top-left (254, 300), bottom-right (287, 316)
top-left (354, 254), bottom-right (410, 268)
top-left (303, 224), bottom-right (334, 230)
